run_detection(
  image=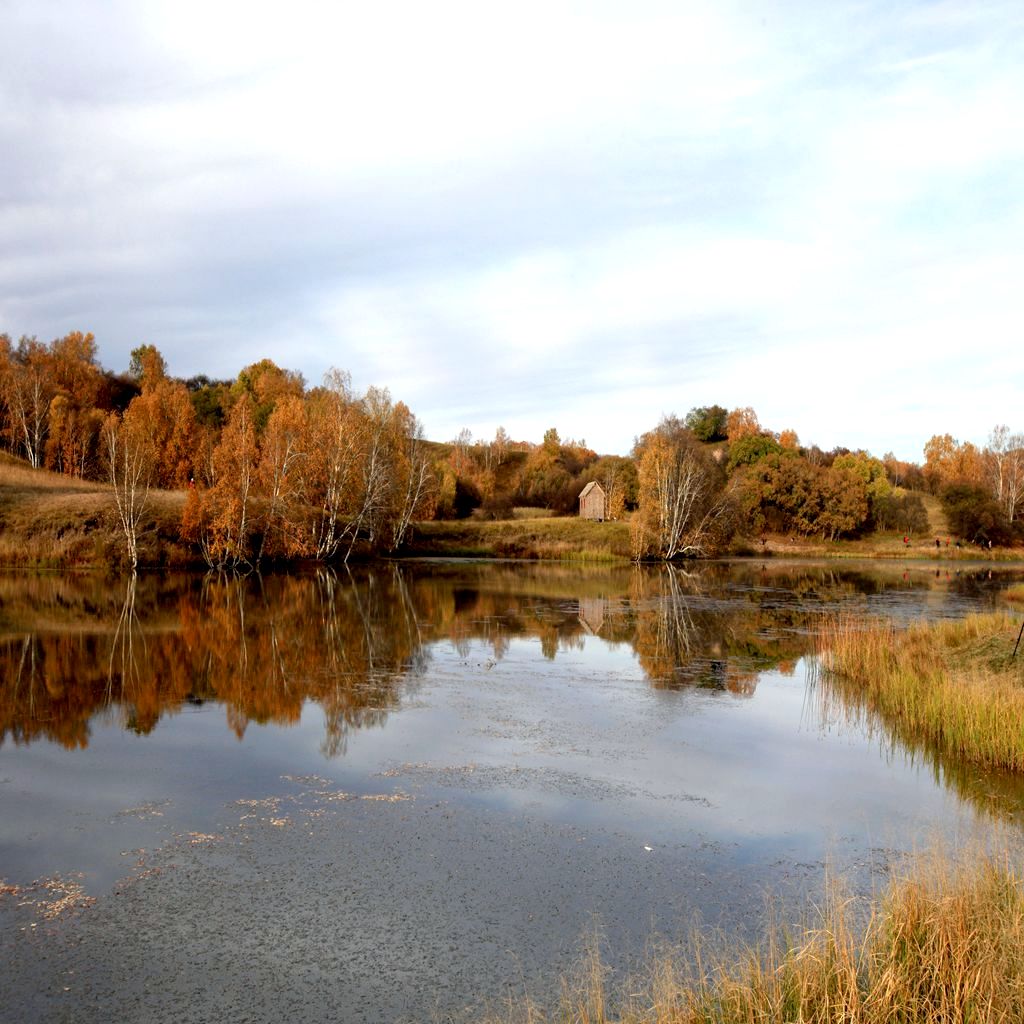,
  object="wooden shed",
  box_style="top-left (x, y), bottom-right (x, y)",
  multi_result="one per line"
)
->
top-left (578, 481), bottom-right (606, 521)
